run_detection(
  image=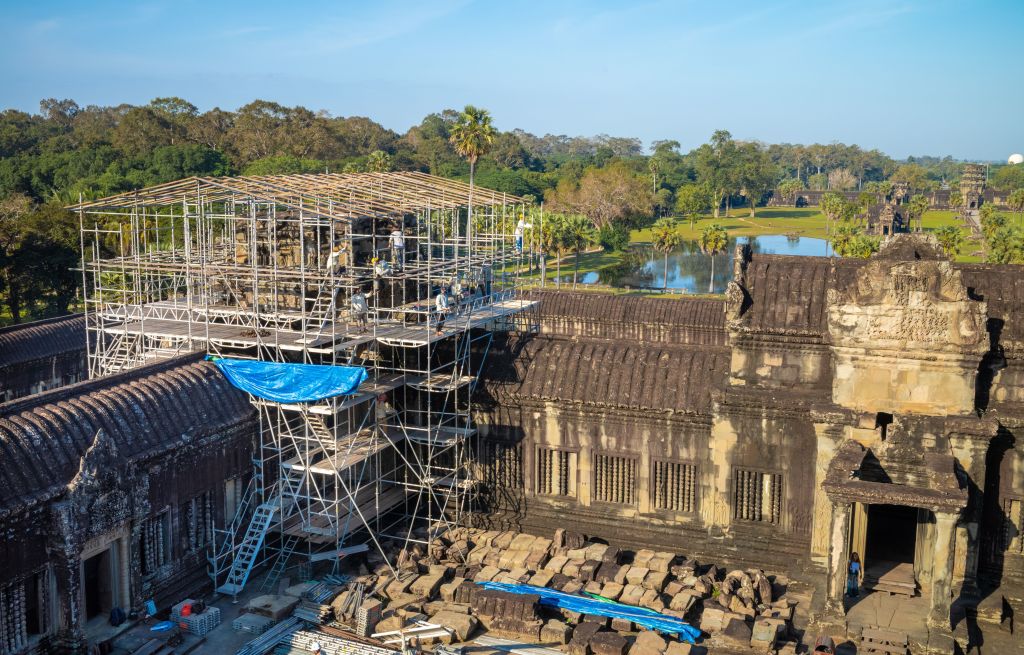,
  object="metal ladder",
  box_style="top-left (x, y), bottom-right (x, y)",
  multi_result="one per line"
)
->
top-left (305, 413), bottom-right (334, 444)
top-left (259, 533), bottom-right (300, 593)
top-left (215, 498), bottom-right (280, 597)
top-left (305, 283), bottom-right (337, 333)
top-left (103, 333), bottom-right (139, 373)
